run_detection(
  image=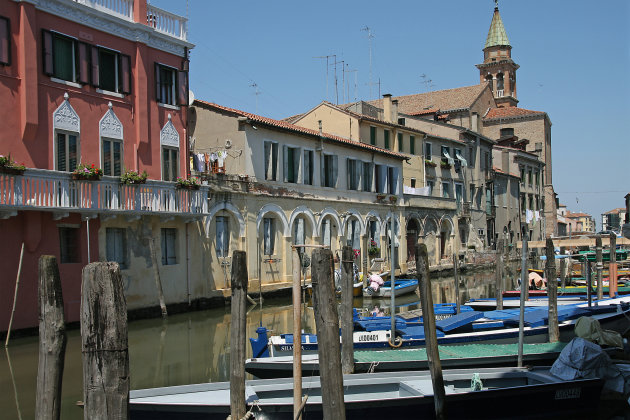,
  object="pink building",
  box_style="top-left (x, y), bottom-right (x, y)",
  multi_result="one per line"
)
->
top-left (0, 0), bottom-right (195, 332)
